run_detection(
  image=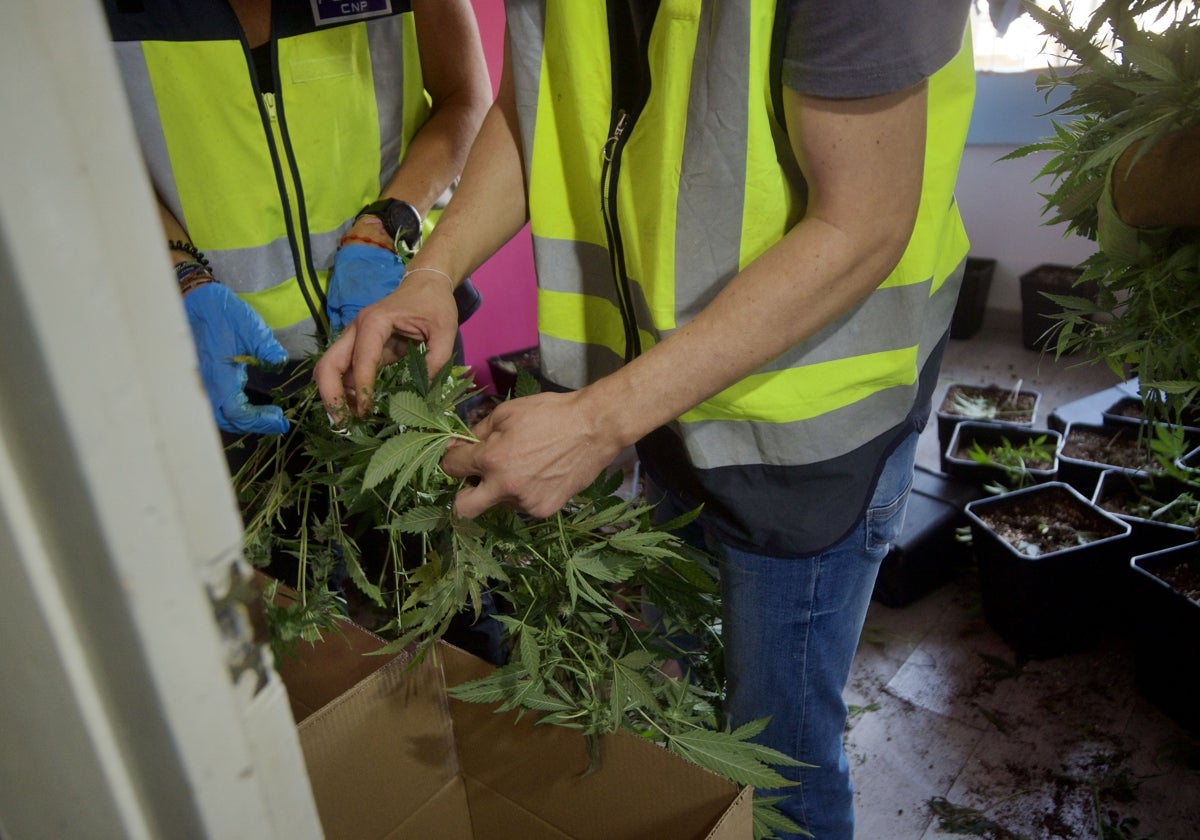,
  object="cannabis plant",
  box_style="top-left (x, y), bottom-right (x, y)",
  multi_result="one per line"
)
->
top-left (967, 433), bottom-right (1058, 489)
top-left (1005, 0), bottom-right (1200, 424)
top-left (233, 348), bottom-right (803, 839)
